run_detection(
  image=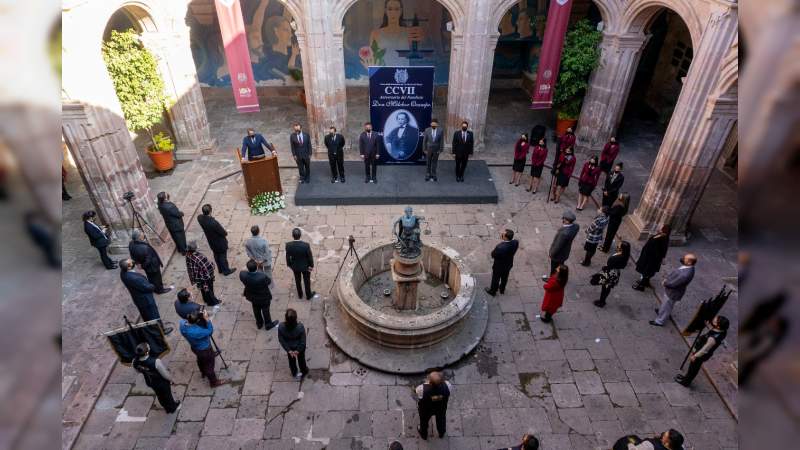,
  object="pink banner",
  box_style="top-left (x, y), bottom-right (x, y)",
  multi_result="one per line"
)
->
top-left (530, 0), bottom-right (574, 109)
top-left (215, 0), bottom-right (260, 113)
